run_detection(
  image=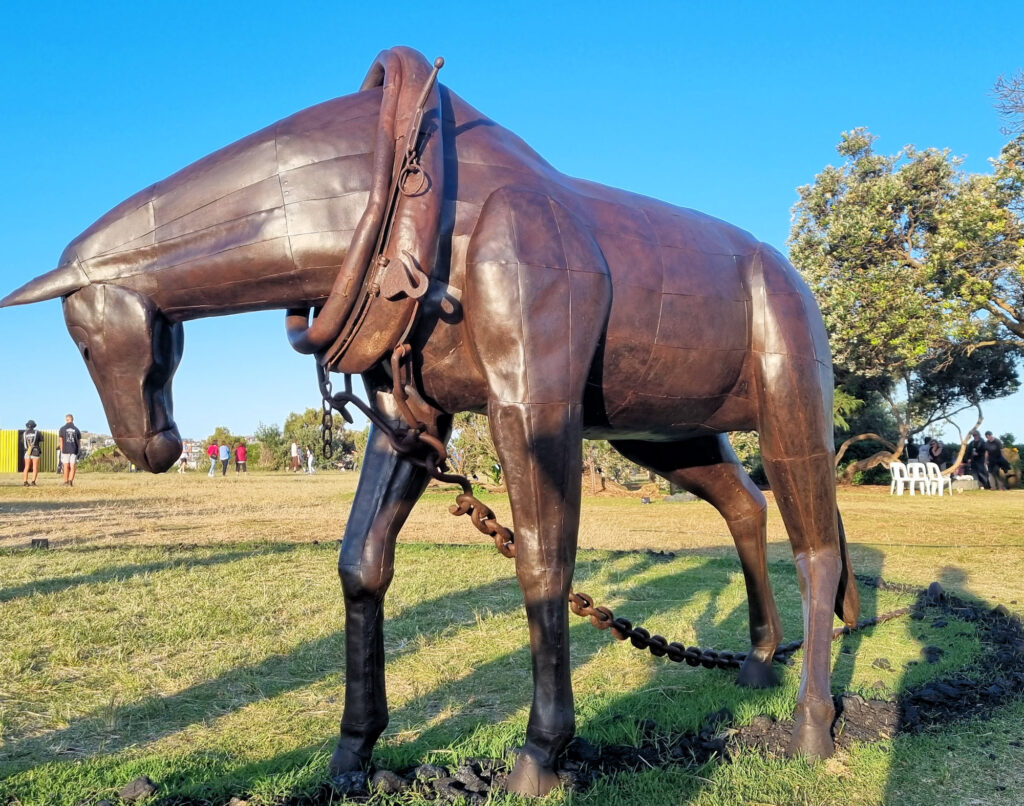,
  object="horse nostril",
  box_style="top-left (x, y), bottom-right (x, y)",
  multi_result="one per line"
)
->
top-left (78, 342), bottom-right (90, 361)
